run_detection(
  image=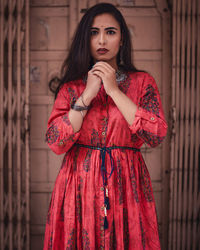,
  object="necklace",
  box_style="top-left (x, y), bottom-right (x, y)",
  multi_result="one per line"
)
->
top-left (115, 69), bottom-right (127, 84)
